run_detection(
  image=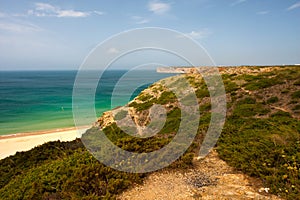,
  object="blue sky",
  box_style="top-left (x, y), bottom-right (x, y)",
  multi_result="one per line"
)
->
top-left (0, 0), bottom-right (299, 70)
